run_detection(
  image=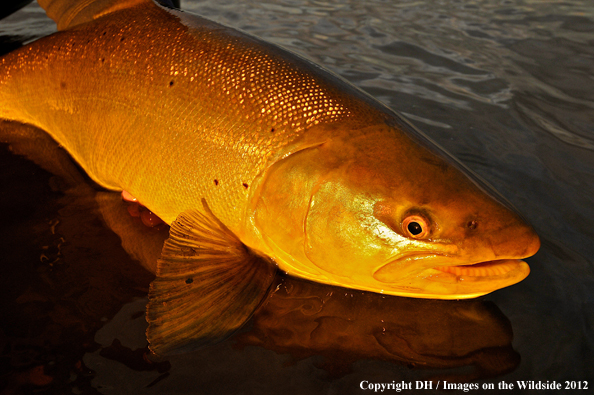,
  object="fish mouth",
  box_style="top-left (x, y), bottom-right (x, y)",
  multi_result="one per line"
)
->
top-left (374, 257), bottom-right (530, 299)
top-left (433, 259), bottom-right (525, 278)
